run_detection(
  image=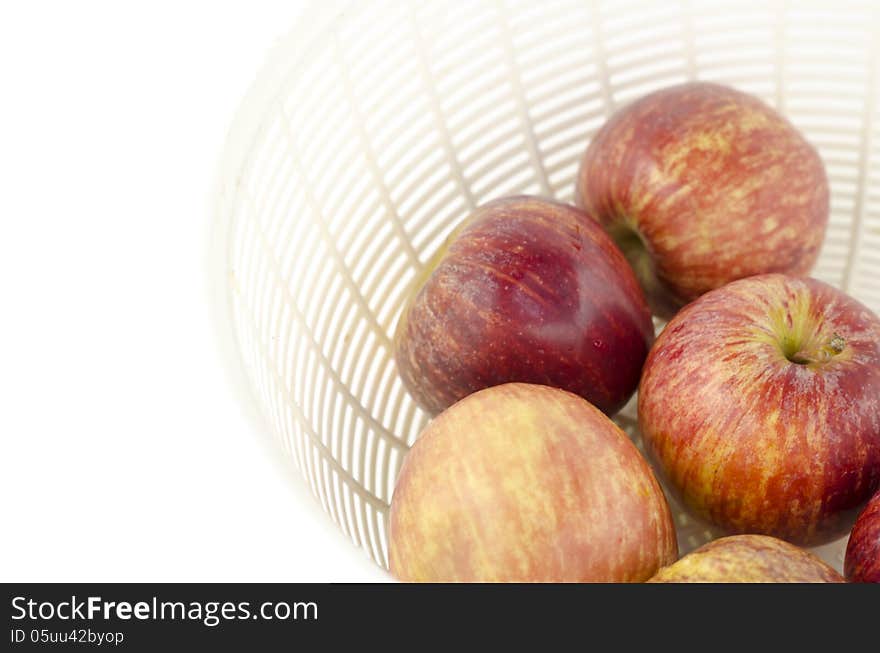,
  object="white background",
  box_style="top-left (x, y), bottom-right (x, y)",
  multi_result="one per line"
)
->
top-left (0, 0), bottom-right (386, 581)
